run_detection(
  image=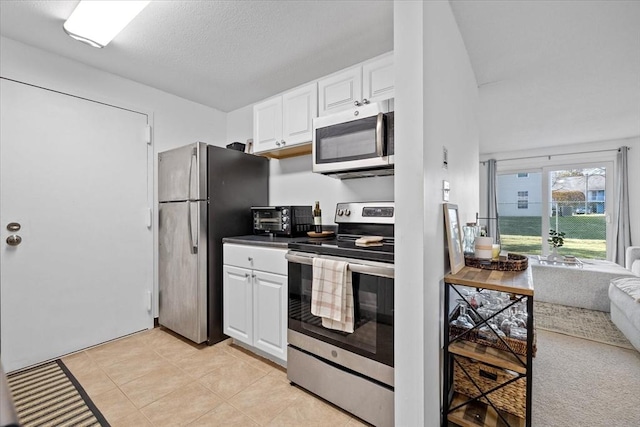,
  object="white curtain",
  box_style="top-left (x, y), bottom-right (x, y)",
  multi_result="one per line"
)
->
top-left (487, 158), bottom-right (500, 243)
top-left (612, 146), bottom-right (631, 265)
